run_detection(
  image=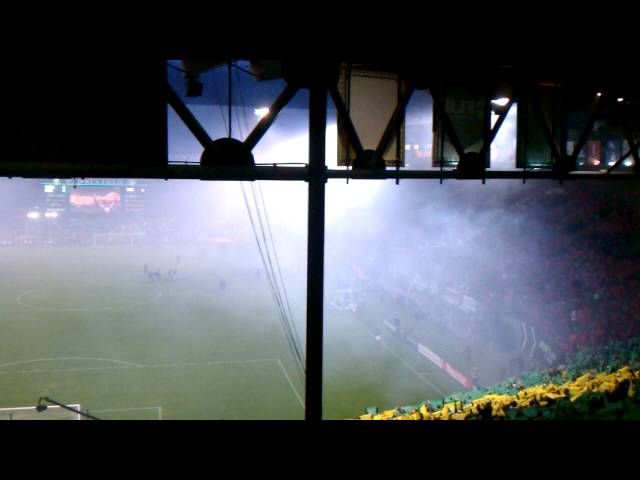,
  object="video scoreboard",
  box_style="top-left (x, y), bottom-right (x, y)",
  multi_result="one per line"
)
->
top-left (43, 179), bottom-right (146, 215)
